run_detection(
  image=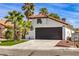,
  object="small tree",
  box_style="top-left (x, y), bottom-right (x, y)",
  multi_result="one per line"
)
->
top-left (49, 13), bottom-right (60, 19)
top-left (39, 8), bottom-right (48, 15)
